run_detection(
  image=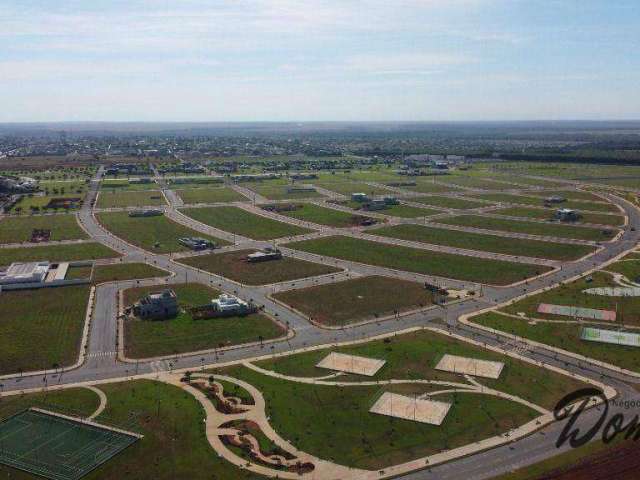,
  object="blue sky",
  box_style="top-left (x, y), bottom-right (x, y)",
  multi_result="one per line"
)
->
top-left (1, 0), bottom-right (638, 121)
